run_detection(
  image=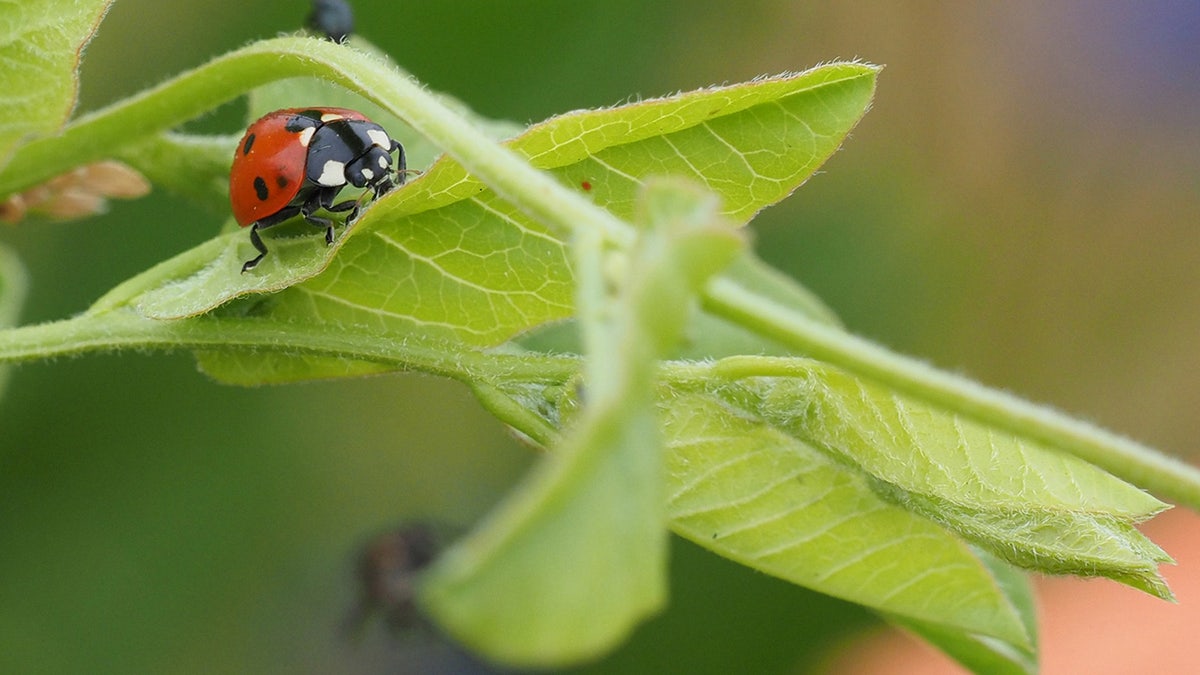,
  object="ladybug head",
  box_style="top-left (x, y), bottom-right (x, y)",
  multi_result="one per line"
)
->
top-left (345, 146), bottom-right (394, 188)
